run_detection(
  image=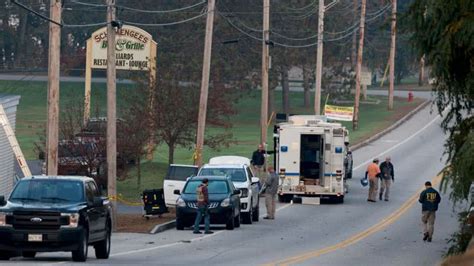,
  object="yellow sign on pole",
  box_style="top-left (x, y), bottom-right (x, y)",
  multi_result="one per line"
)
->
top-left (324, 104), bottom-right (354, 121)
